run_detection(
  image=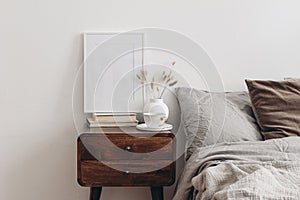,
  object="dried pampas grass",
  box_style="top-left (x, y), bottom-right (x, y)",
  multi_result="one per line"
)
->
top-left (136, 61), bottom-right (178, 98)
